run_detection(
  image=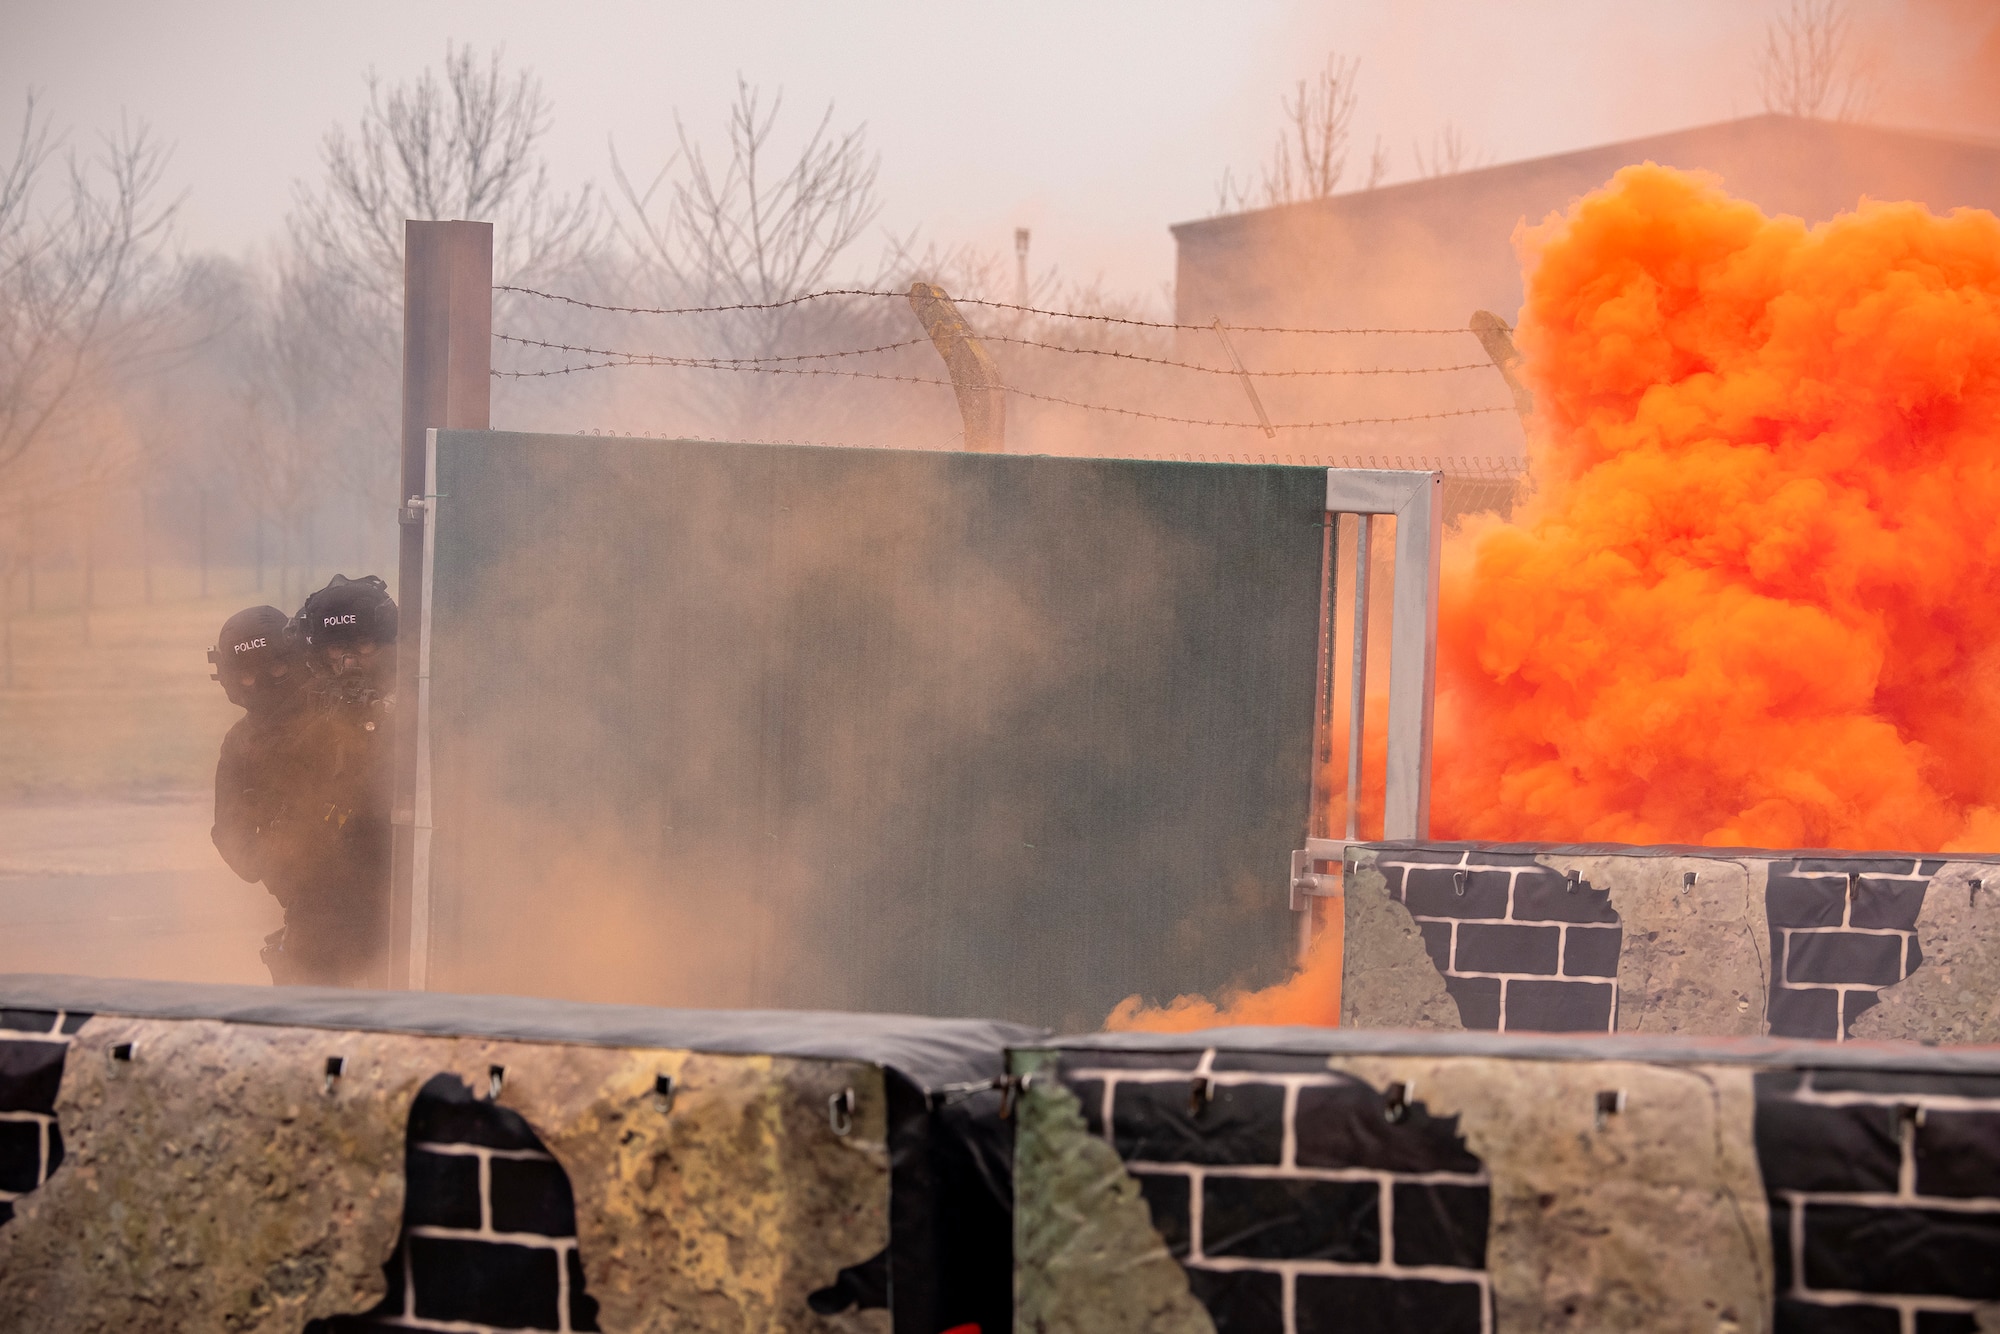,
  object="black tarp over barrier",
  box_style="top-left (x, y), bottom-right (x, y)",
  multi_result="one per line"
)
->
top-left (423, 433), bottom-right (1327, 1028)
top-left (0, 974), bottom-right (1042, 1334)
